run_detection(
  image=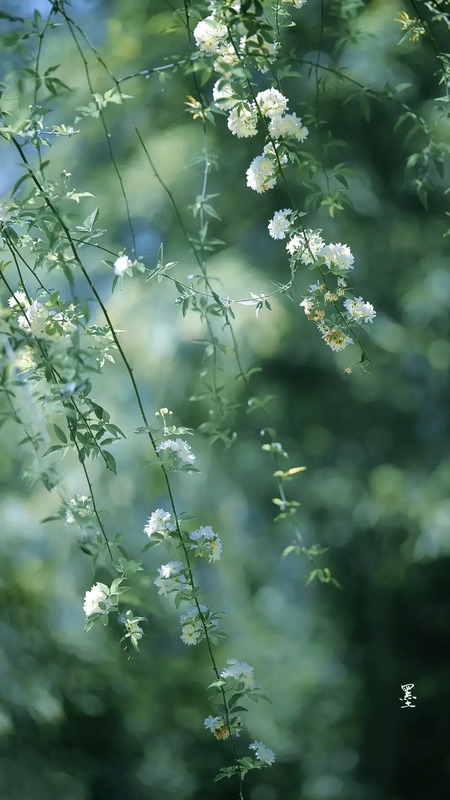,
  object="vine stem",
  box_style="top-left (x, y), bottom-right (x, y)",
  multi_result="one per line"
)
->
top-left (5, 92), bottom-right (245, 798)
top-left (63, 16), bottom-right (137, 256)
